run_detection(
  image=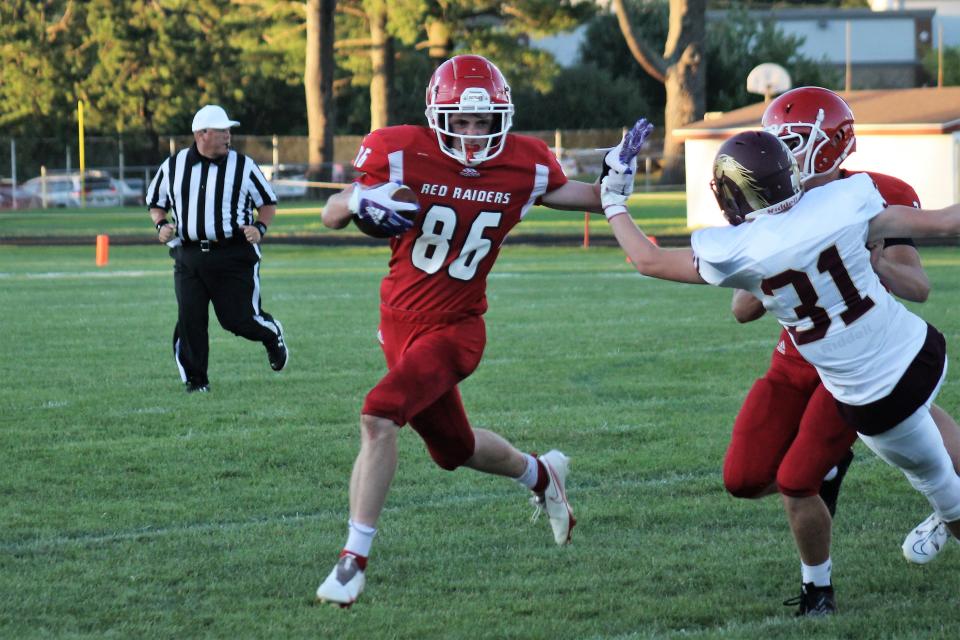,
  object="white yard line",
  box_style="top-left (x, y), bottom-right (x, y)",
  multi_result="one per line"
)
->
top-left (2, 473), bottom-right (718, 554)
top-left (0, 270), bottom-right (166, 280)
